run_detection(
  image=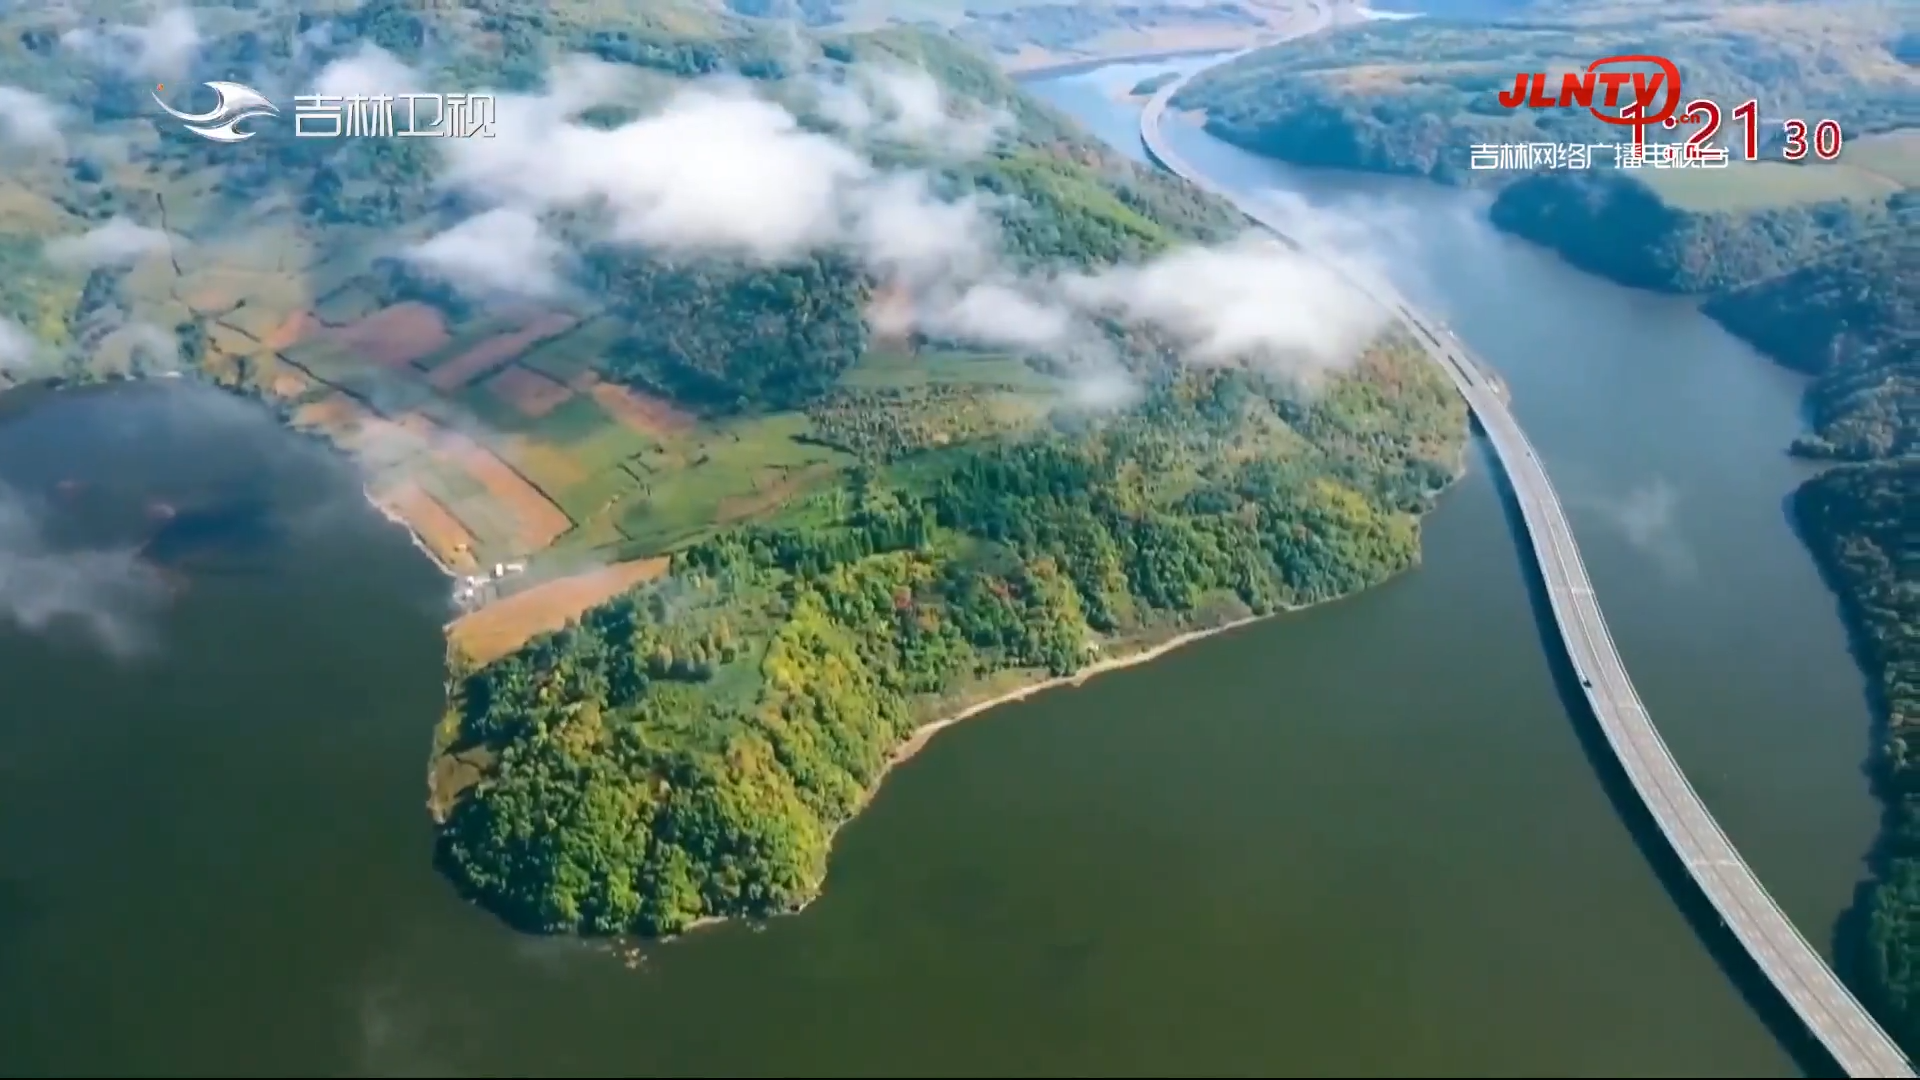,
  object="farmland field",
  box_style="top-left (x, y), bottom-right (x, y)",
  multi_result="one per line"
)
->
top-left (486, 367), bottom-right (573, 418)
top-left (1637, 159), bottom-right (1904, 211)
top-left (135, 223), bottom-right (1059, 610)
top-left (374, 483), bottom-right (481, 572)
top-left (331, 303), bottom-right (451, 367)
top-left (519, 315), bottom-right (625, 383)
top-left (448, 557), bottom-right (673, 666)
top-left (426, 313), bottom-right (579, 391)
top-left (1845, 128), bottom-right (1920, 187)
